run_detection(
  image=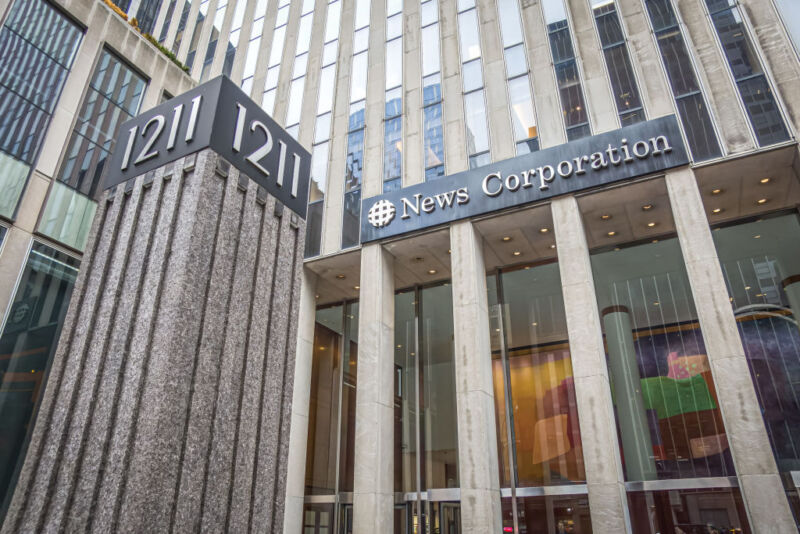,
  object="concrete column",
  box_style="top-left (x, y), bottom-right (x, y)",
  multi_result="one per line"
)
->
top-left (601, 307), bottom-right (656, 481)
top-left (449, 221), bottom-right (502, 534)
top-left (352, 243), bottom-right (395, 534)
top-left (403, 0), bottom-right (423, 187)
top-left (665, 167), bottom-right (797, 533)
top-left (361, 0), bottom-right (386, 199)
top-left (284, 269), bottom-right (318, 534)
top-left (440, 0), bottom-right (468, 173)
top-left (1, 149), bottom-right (307, 533)
top-left (551, 195), bottom-right (632, 534)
